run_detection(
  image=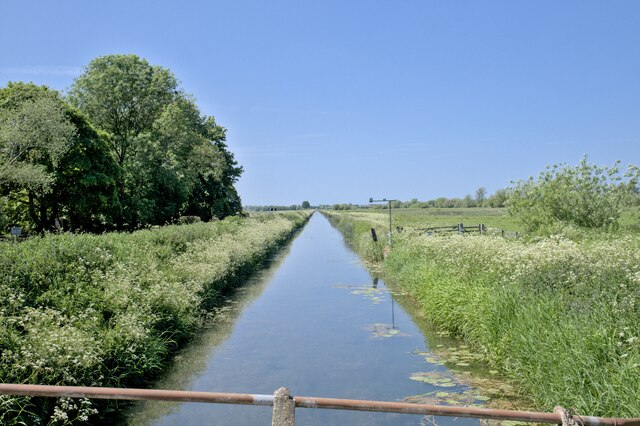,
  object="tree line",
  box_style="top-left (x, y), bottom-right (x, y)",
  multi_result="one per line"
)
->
top-left (245, 201), bottom-right (312, 211)
top-left (329, 187), bottom-right (508, 210)
top-left (0, 54), bottom-right (242, 233)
